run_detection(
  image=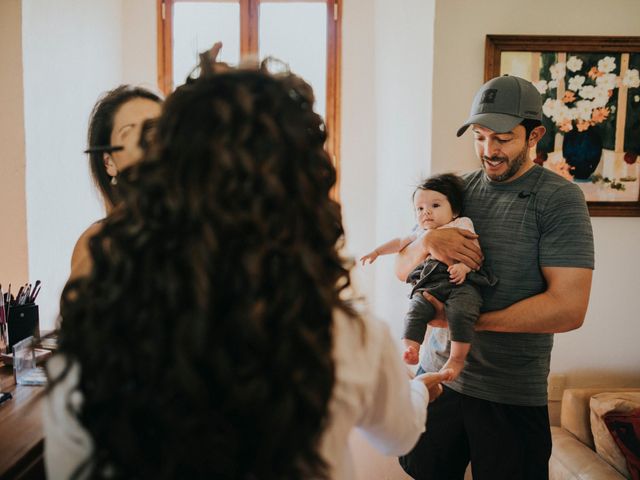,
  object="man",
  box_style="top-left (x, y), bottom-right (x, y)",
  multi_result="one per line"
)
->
top-left (397, 75), bottom-right (594, 480)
